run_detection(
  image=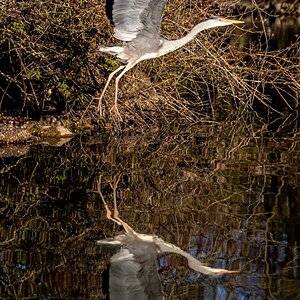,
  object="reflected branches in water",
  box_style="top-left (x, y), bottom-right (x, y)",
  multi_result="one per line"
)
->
top-left (0, 123), bottom-right (300, 298)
